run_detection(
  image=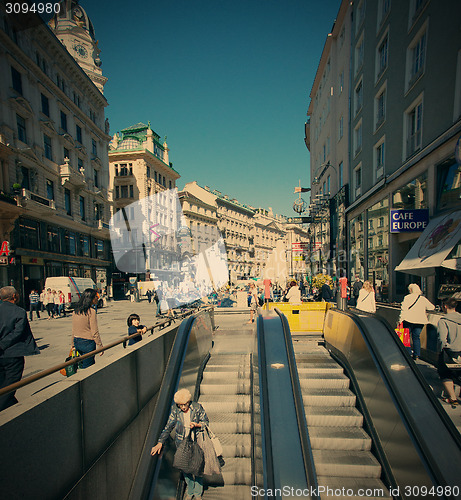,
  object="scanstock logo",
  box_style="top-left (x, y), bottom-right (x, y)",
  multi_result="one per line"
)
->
top-left (109, 189), bottom-right (229, 305)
